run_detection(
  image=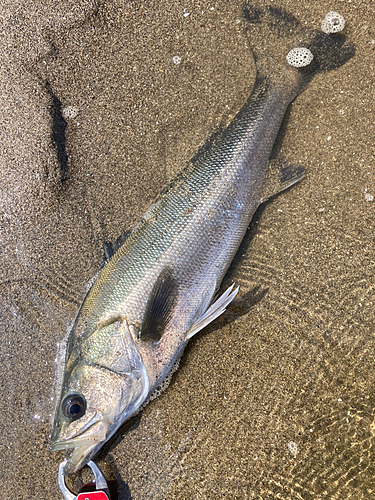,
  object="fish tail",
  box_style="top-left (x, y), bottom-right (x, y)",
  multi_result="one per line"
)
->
top-left (242, 3), bottom-right (355, 91)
